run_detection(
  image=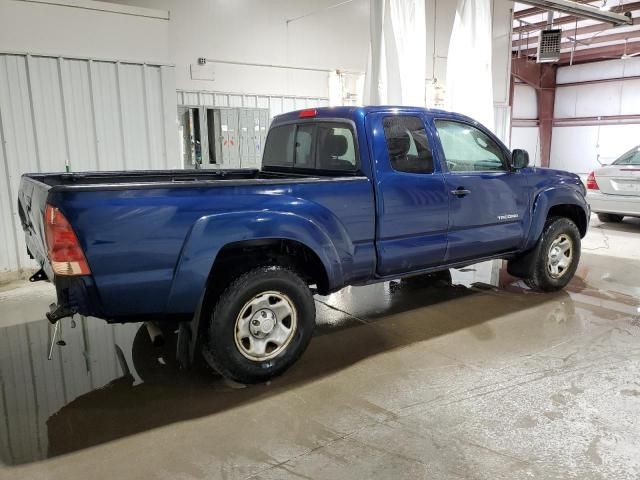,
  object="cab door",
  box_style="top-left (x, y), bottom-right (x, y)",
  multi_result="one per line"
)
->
top-left (432, 118), bottom-right (529, 262)
top-left (367, 112), bottom-right (449, 276)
